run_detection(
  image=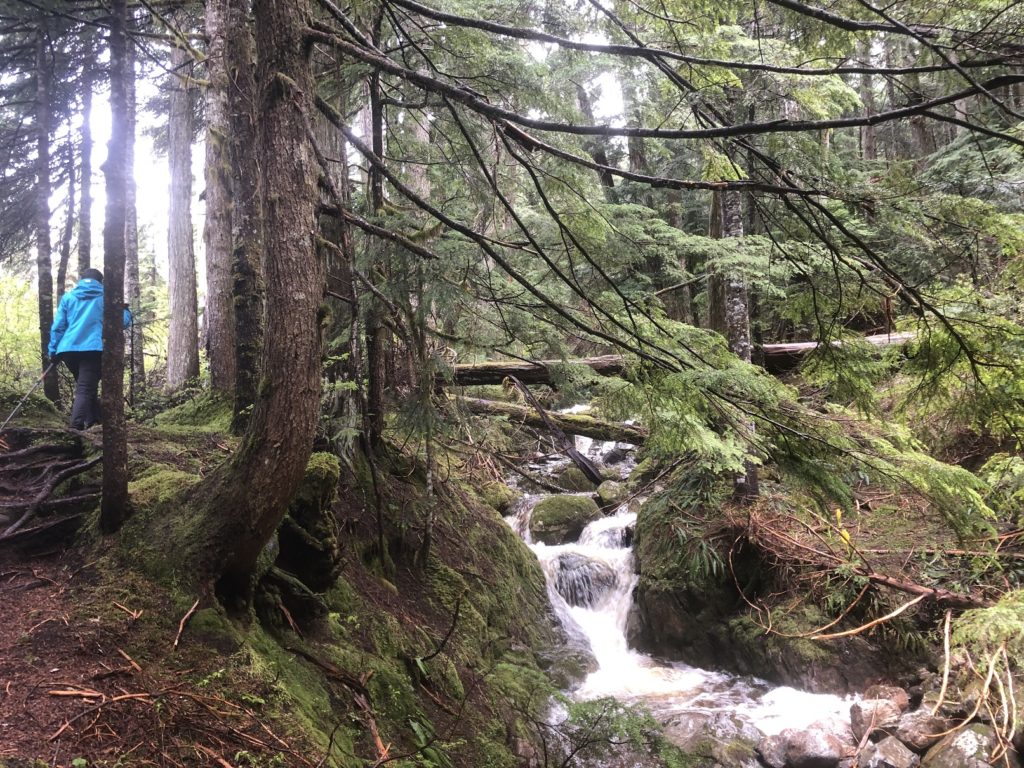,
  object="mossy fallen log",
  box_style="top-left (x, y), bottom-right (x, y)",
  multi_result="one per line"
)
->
top-left (440, 333), bottom-right (915, 384)
top-left (457, 396), bottom-right (647, 445)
